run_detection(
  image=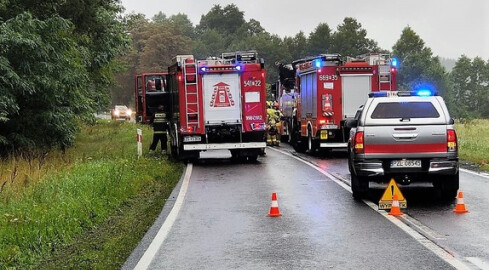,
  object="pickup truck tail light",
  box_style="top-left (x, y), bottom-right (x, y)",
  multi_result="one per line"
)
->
top-left (354, 131), bottom-right (364, 154)
top-left (447, 129), bottom-right (457, 152)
